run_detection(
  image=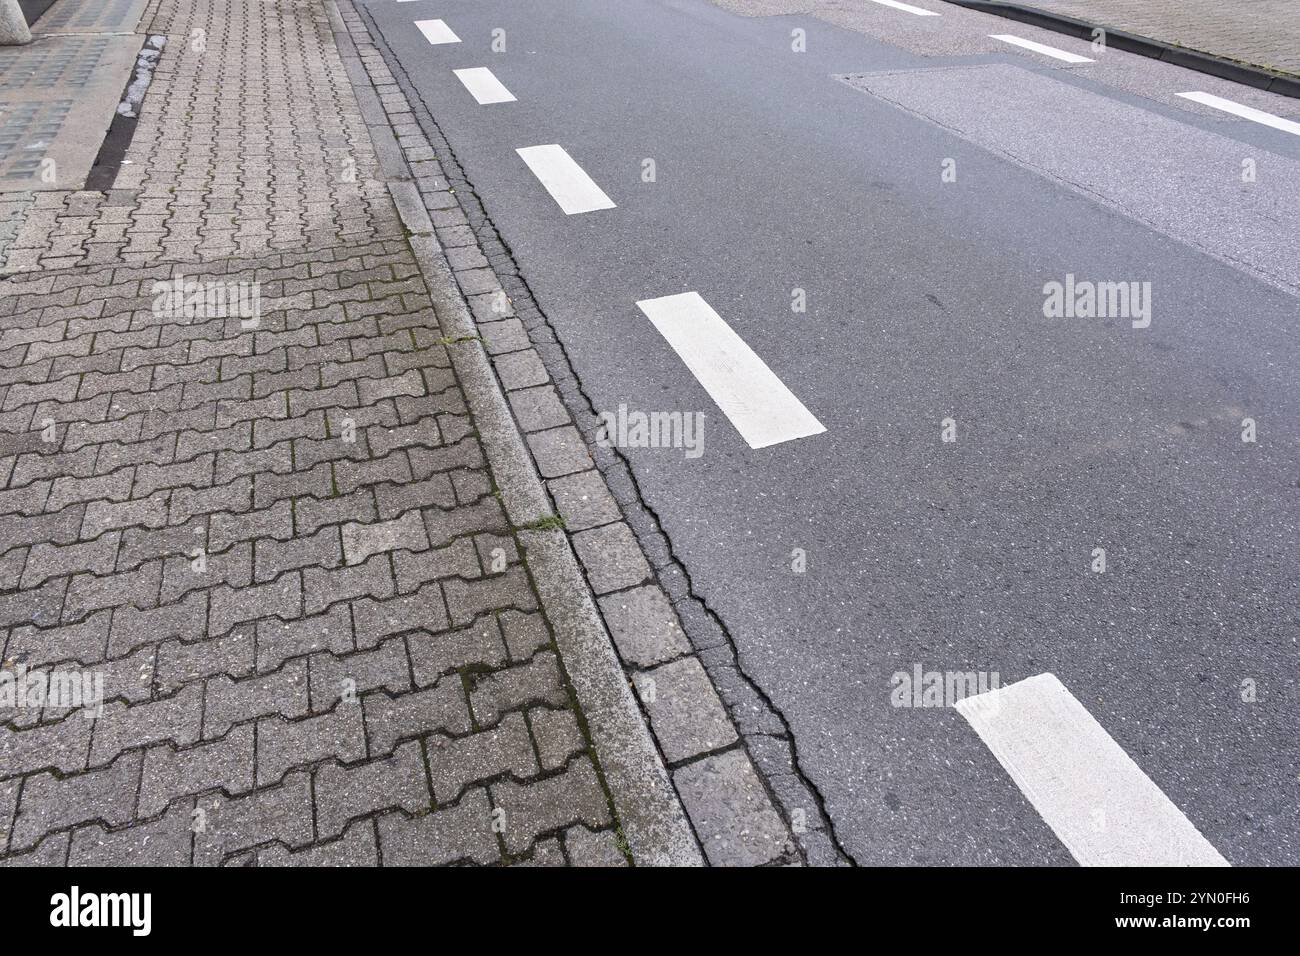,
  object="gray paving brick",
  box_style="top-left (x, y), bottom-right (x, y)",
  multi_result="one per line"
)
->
top-left (469, 650), bottom-right (568, 727)
top-left (192, 770), bottom-right (314, 866)
top-left (422, 496), bottom-right (506, 548)
top-left (257, 605), bottom-right (354, 671)
top-left (443, 565), bottom-right (539, 629)
top-left (572, 522), bottom-right (652, 595)
top-left (209, 573), bottom-right (302, 636)
top-left (314, 740), bottom-right (430, 838)
top-left (564, 824), bottom-right (628, 867)
top-left (499, 609), bottom-right (551, 662)
top-left (598, 585), bottom-right (691, 668)
top-left (341, 510), bottom-right (427, 565)
top-left (257, 705), bottom-right (366, 785)
top-left (376, 787), bottom-right (499, 865)
top-left (10, 751), bottom-right (142, 851)
top-left (256, 818), bottom-right (378, 866)
top-left (303, 554), bottom-right (393, 615)
top-left (547, 469), bottom-right (622, 533)
top-left (254, 526), bottom-right (342, 582)
top-left (70, 802), bottom-right (193, 866)
top-left (91, 683), bottom-right (205, 767)
top-left (673, 748), bottom-right (794, 866)
top-left (310, 639), bottom-right (411, 711)
top-left (364, 678), bottom-right (471, 758)
top-left (108, 591), bottom-right (208, 657)
top-left (139, 724), bottom-right (258, 818)
top-left (529, 707), bottom-right (587, 773)
top-left (205, 659), bottom-right (310, 738)
top-left (0, 711), bottom-right (93, 777)
top-left (393, 536), bottom-right (481, 594)
top-left (633, 657), bottom-right (737, 763)
top-left (527, 425), bottom-right (593, 479)
top-left (5, 611), bottom-right (111, 668)
top-left (489, 755), bottom-right (611, 856)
